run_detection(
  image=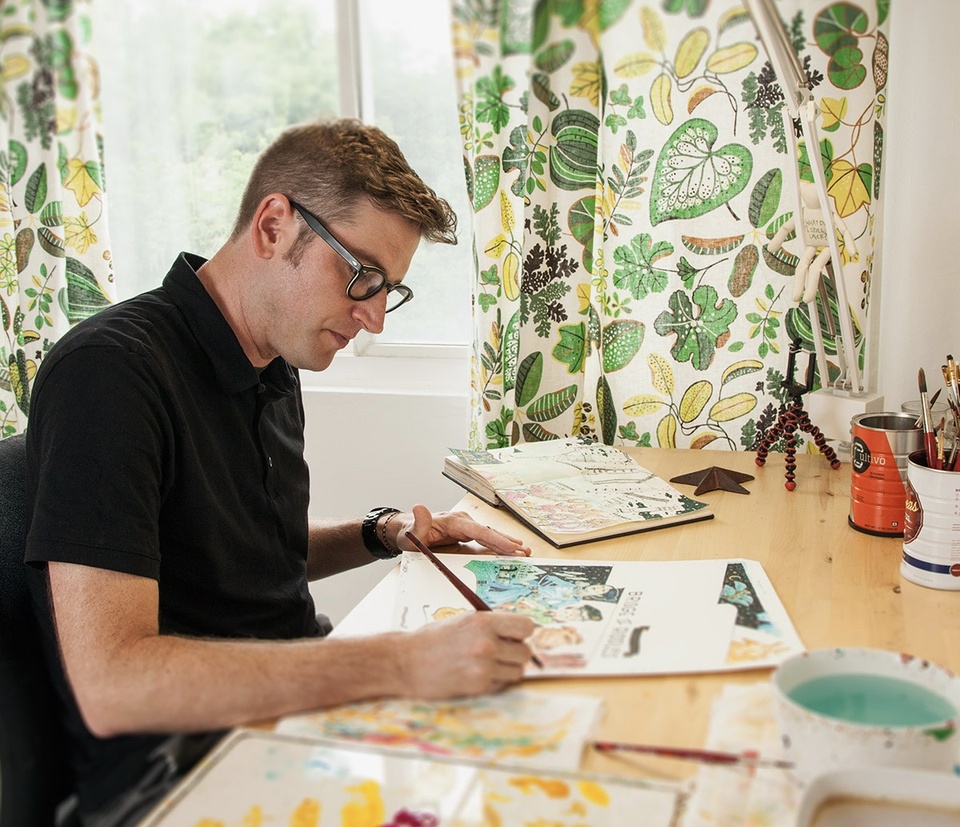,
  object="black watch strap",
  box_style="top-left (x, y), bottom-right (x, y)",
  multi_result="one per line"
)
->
top-left (361, 507), bottom-right (402, 559)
